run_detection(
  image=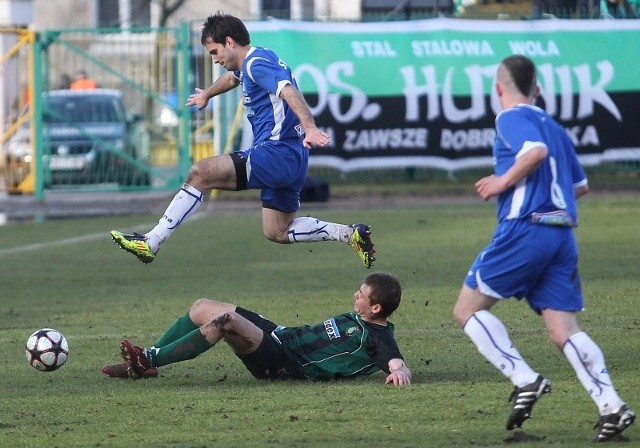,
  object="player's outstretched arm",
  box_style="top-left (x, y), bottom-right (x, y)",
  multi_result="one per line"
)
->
top-left (385, 358), bottom-right (411, 386)
top-left (187, 72), bottom-right (240, 109)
